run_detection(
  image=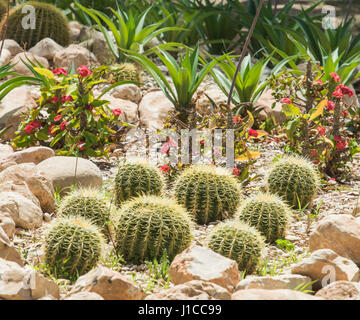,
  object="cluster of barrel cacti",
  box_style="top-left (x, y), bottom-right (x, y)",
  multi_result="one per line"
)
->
top-left (44, 154), bottom-right (319, 280)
